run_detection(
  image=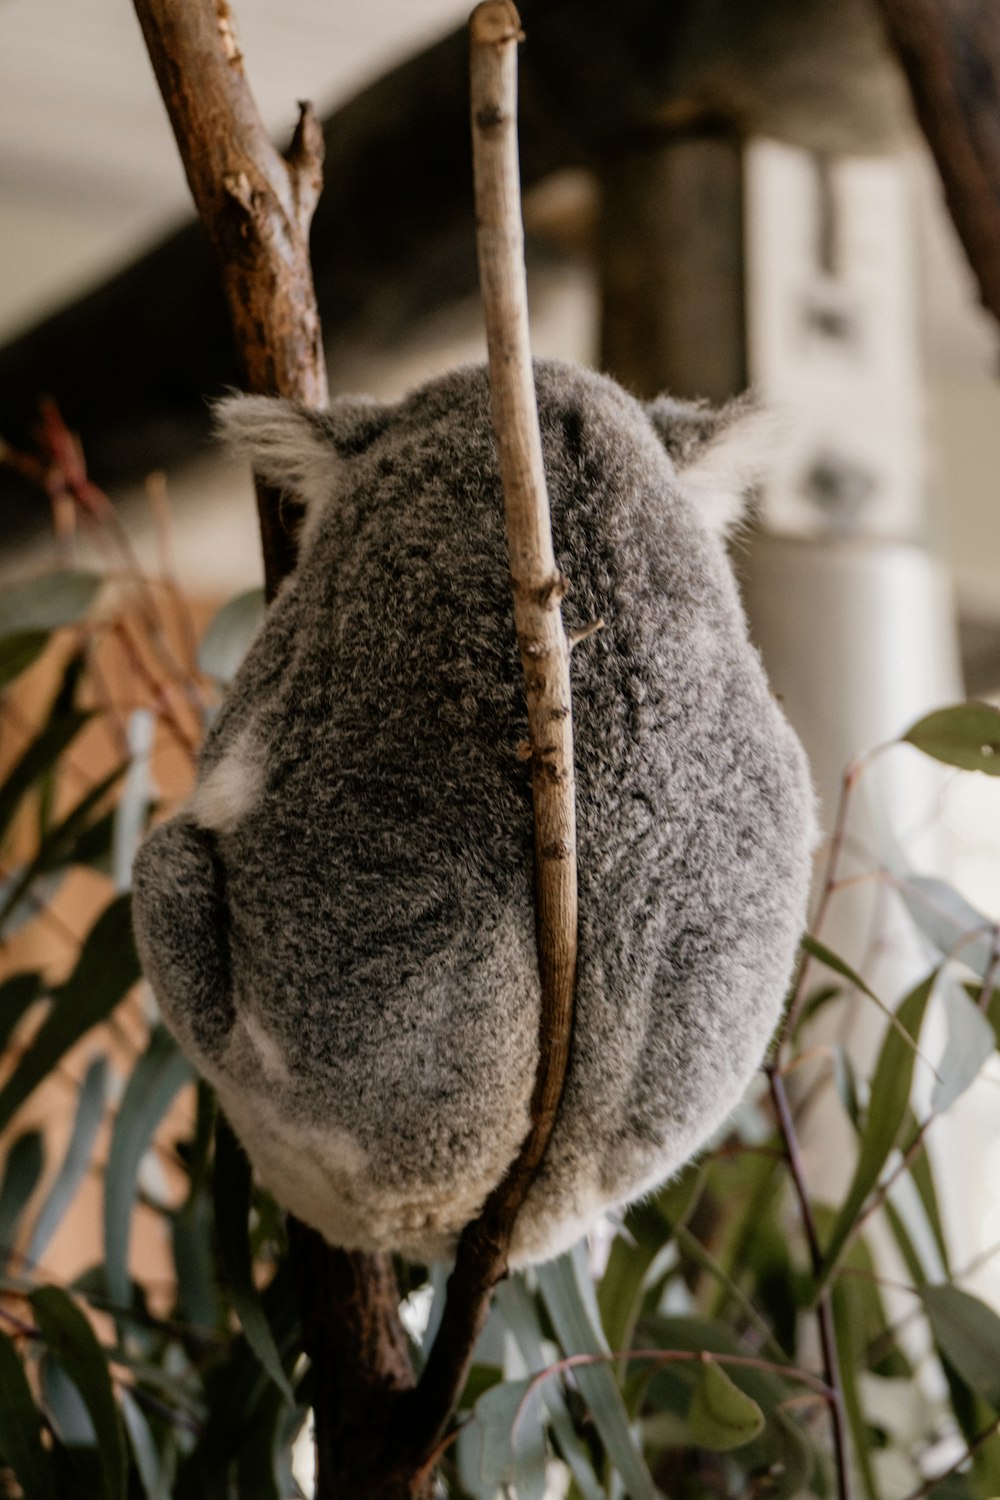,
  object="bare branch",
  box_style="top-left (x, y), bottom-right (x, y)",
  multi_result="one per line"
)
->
top-left (875, 0), bottom-right (1000, 329)
top-left (403, 0), bottom-right (579, 1452)
top-left (132, 0), bottom-right (327, 594)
